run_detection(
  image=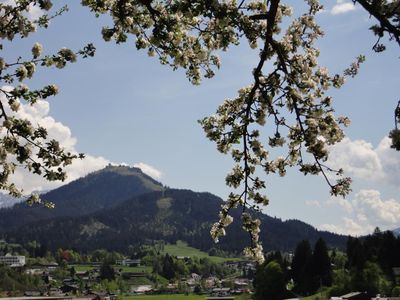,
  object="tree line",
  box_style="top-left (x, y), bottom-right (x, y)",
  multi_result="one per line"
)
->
top-left (253, 229), bottom-right (400, 299)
